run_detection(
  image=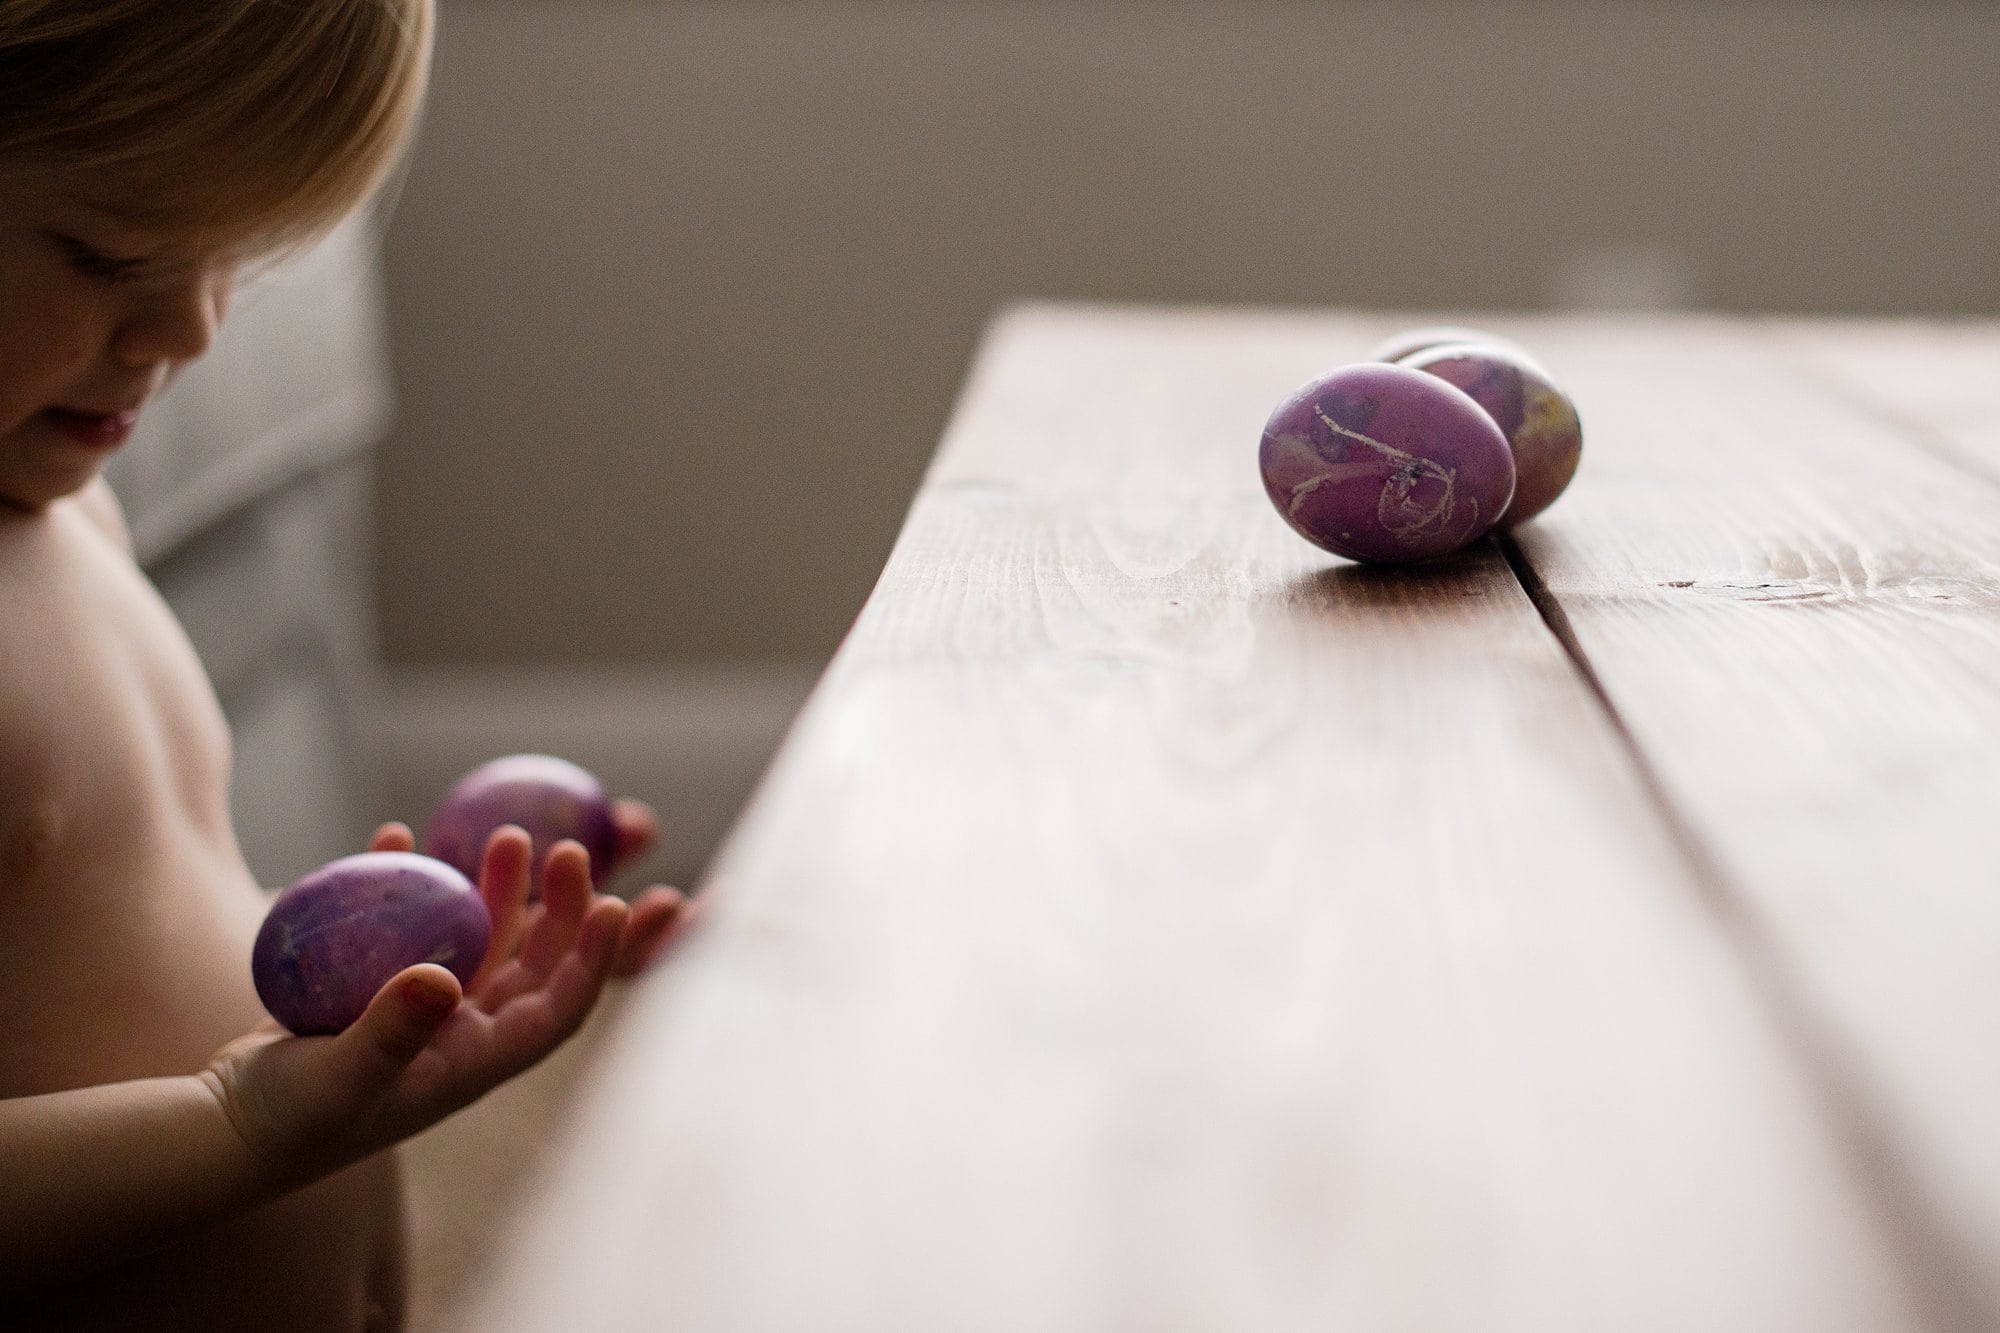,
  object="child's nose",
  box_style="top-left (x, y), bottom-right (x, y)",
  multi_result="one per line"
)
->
top-left (110, 271), bottom-right (233, 370)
